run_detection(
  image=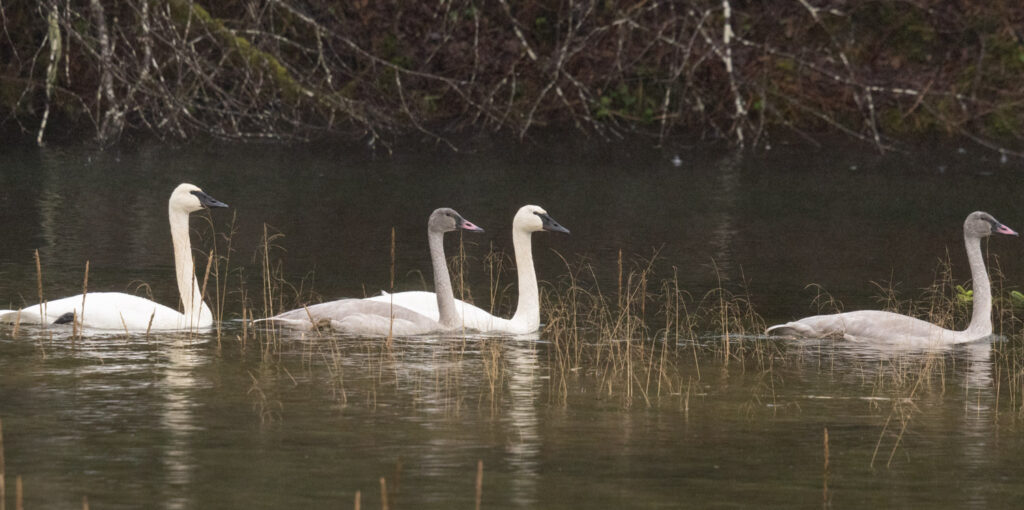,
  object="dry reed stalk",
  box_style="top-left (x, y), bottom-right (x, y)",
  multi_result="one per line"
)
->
top-left (241, 307), bottom-right (248, 348)
top-left (211, 211), bottom-right (238, 344)
top-left (82, 495), bottom-right (88, 510)
top-left (324, 340), bottom-right (348, 404)
top-left (617, 249), bottom-right (623, 310)
top-left (389, 227), bottom-right (395, 290)
top-left (455, 233), bottom-right (467, 303)
top-left (256, 223), bottom-right (291, 355)
top-left (823, 426), bottom-right (830, 506)
top-left (475, 460), bottom-right (483, 510)
top-left (386, 227), bottom-right (396, 347)
top-left (379, 477), bottom-right (388, 510)
top-left (34, 250), bottom-right (43, 328)
top-left (261, 224), bottom-right (273, 324)
top-left (78, 261), bottom-right (89, 341)
top-left (14, 476), bottom-right (20, 510)
top-left (354, 490), bottom-right (360, 510)
top-left (197, 251), bottom-right (214, 340)
top-left (712, 262), bottom-right (729, 361)
top-left (0, 417), bottom-right (4, 510)
top-left (484, 243), bottom-right (510, 316)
